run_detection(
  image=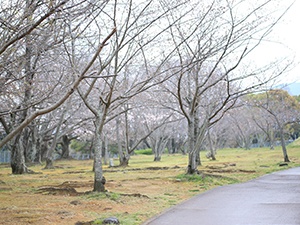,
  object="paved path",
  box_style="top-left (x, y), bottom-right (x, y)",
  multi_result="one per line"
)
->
top-left (143, 167), bottom-right (300, 225)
